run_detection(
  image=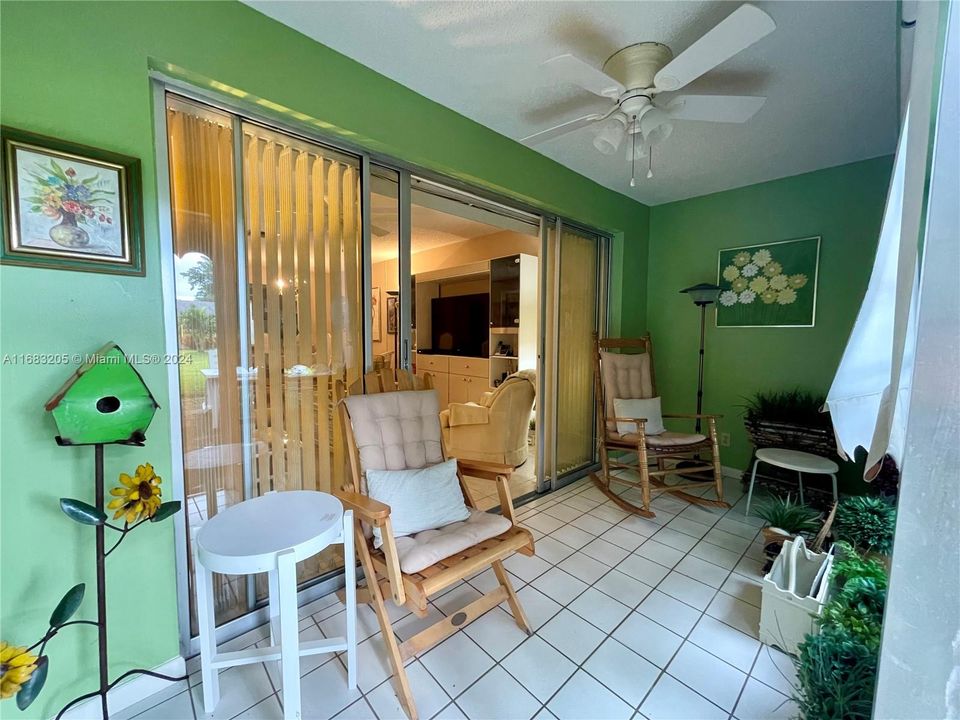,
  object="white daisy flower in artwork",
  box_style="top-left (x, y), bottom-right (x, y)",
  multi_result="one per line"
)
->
top-left (777, 288), bottom-right (797, 305)
top-left (789, 273), bottom-right (808, 289)
top-left (742, 263), bottom-right (759, 277)
top-left (749, 276), bottom-right (769, 293)
top-left (722, 265), bottom-right (741, 282)
top-left (732, 277), bottom-right (749, 292)
top-left (733, 251), bottom-right (751, 267)
top-left (761, 290), bottom-right (778, 304)
top-left (764, 261), bottom-right (783, 277)
top-left (769, 274), bottom-right (789, 290)
top-left (719, 290), bottom-right (738, 307)
top-left (752, 248), bottom-right (772, 267)
top-left (739, 290), bottom-right (757, 304)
